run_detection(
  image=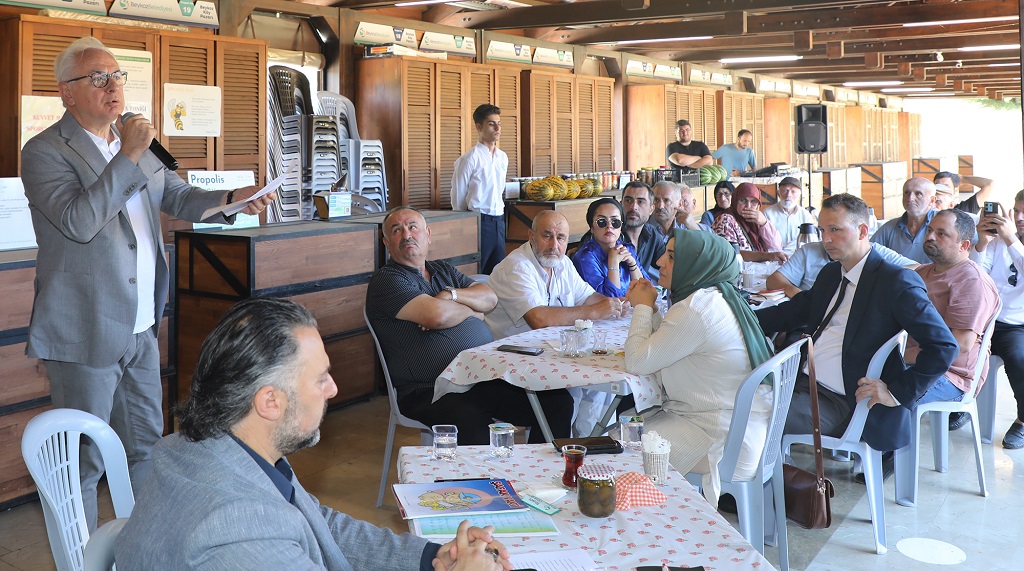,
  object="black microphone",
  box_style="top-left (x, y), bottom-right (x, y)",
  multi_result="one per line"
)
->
top-left (121, 112), bottom-right (178, 171)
